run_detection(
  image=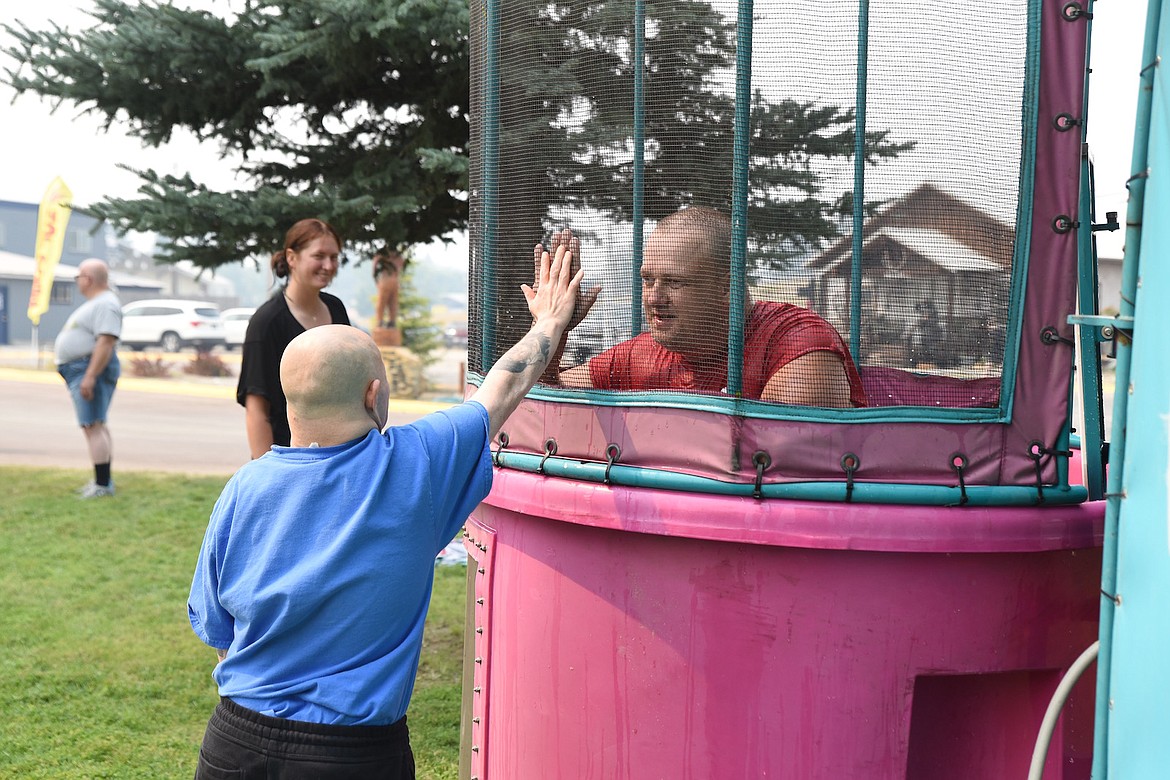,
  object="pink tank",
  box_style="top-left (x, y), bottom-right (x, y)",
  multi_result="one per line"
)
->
top-left (461, 468), bottom-right (1103, 779)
